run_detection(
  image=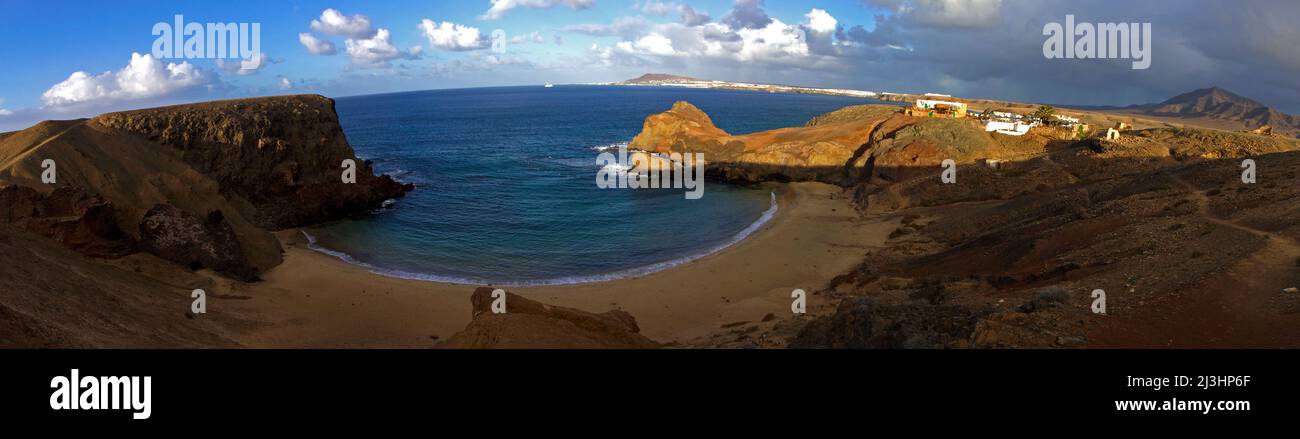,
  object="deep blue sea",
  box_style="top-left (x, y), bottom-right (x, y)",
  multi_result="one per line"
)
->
top-left (305, 85), bottom-right (878, 285)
